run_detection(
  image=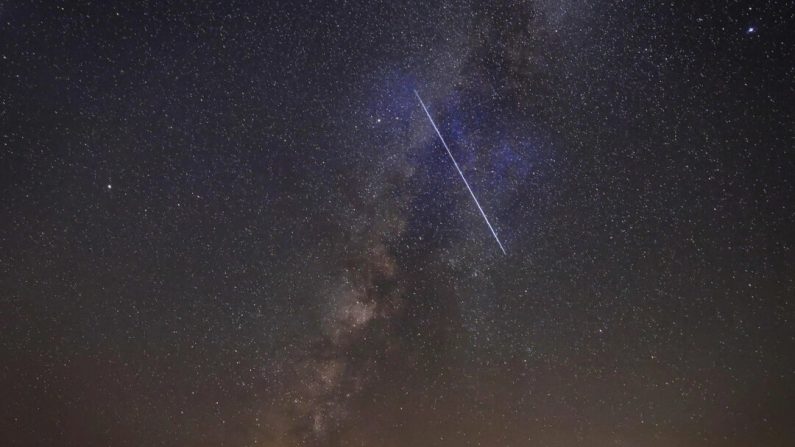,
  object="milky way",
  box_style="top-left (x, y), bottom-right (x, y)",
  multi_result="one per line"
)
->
top-left (2, 1), bottom-right (793, 446)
